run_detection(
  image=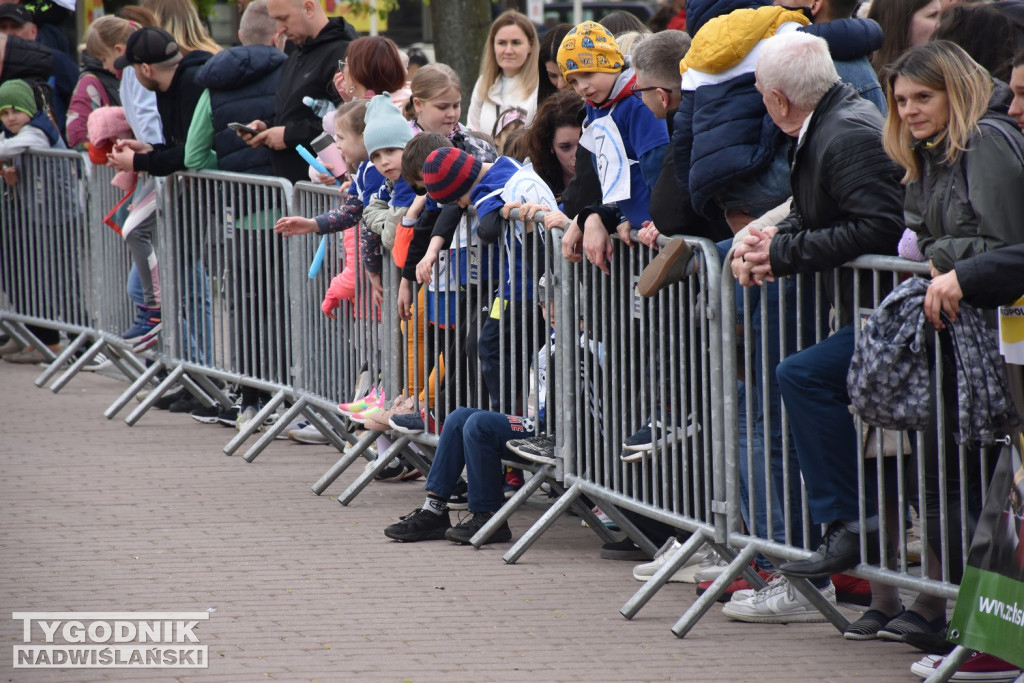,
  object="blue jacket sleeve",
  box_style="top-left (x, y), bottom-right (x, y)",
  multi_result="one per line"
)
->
top-left (800, 18), bottom-right (883, 62)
